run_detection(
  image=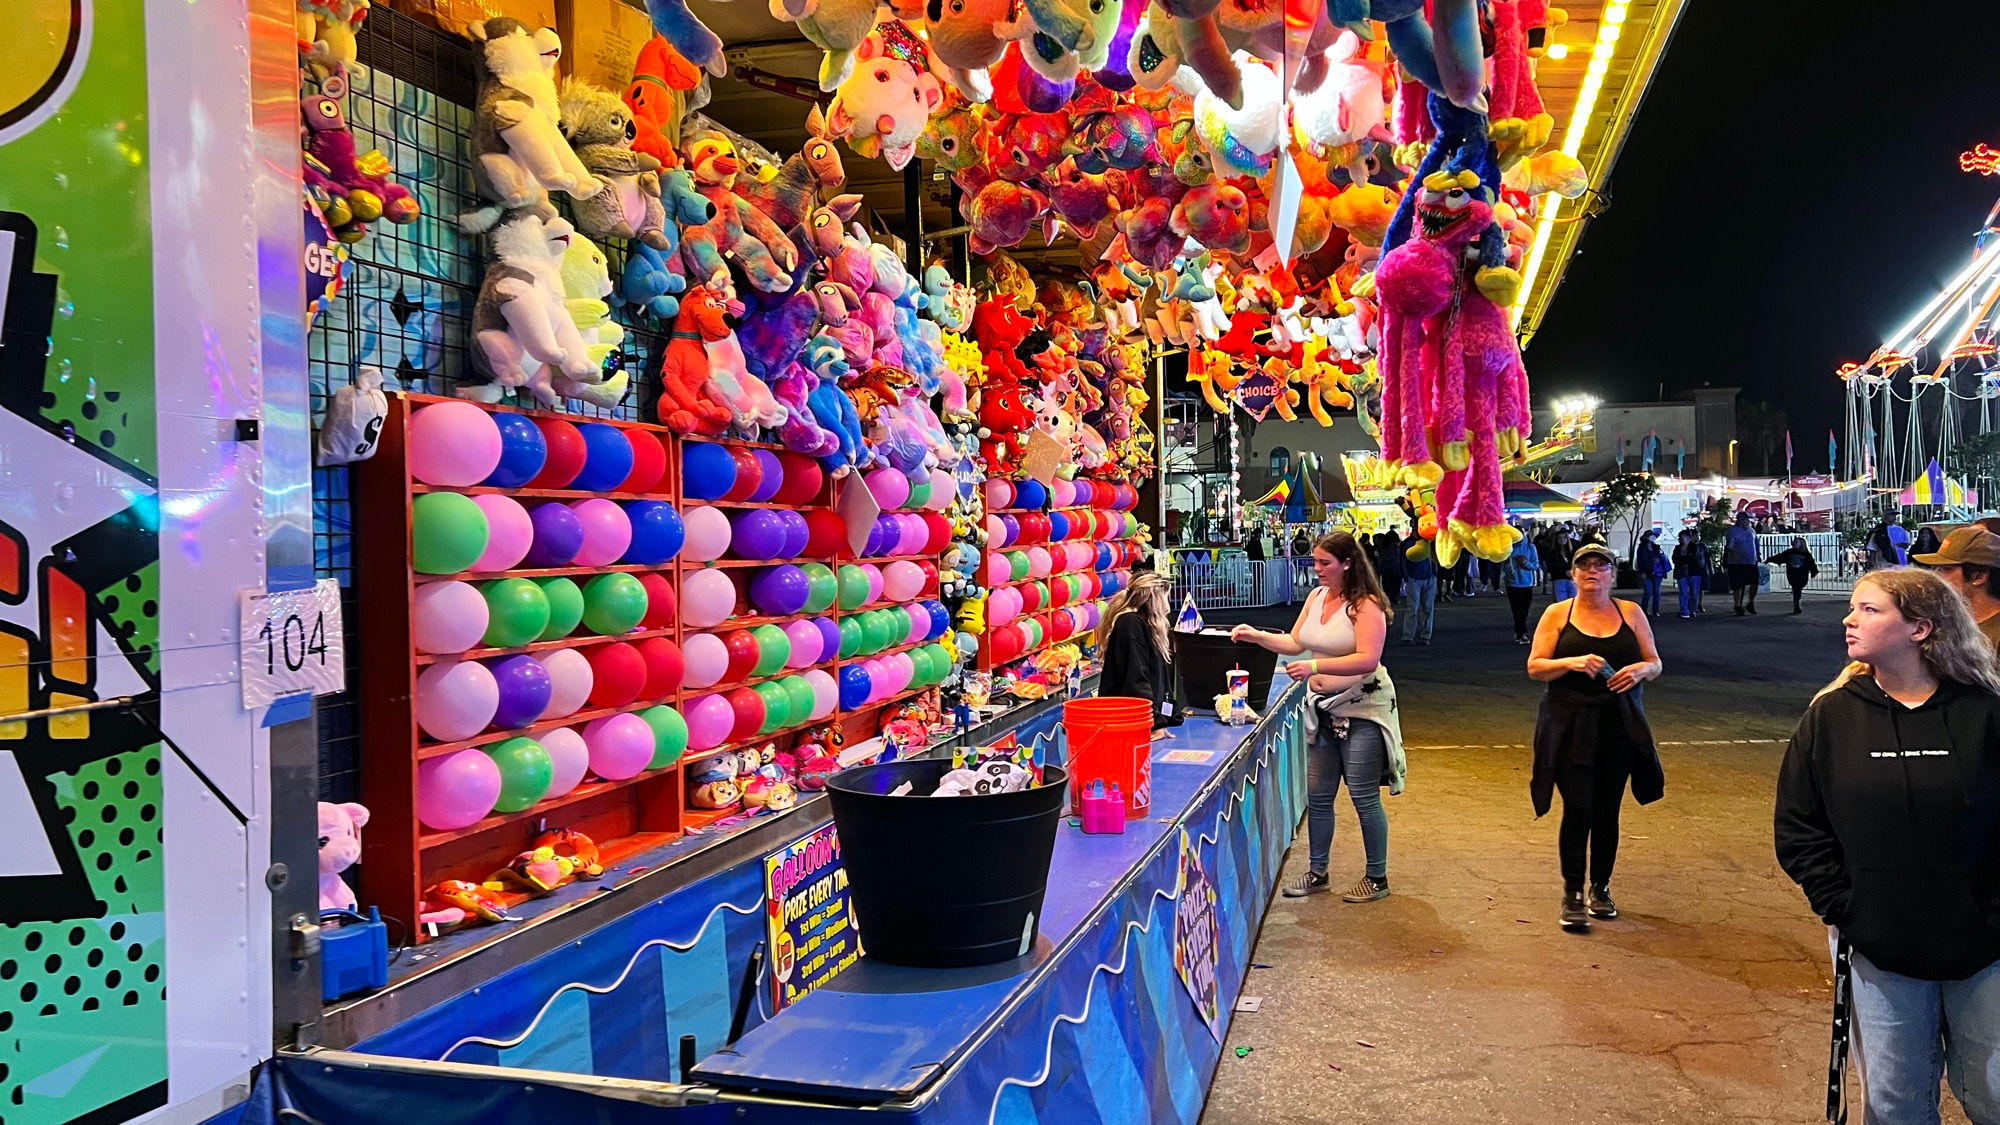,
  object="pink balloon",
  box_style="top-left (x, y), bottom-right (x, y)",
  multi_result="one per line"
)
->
top-left (989, 588), bottom-right (1017, 626)
top-left (784, 618), bottom-right (822, 667)
top-left (903, 605), bottom-right (929, 645)
top-left (414, 580), bottom-right (489, 654)
top-left (861, 563), bottom-right (884, 605)
top-left (1050, 479), bottom-right (1072, 509)
top-left (1026, 546), bottom-right (1052, 579)
top-left (408, 401), bottom-right (502, 487)
top-left (417, 748), bottom-right (501, 831)
top-left (683, 632), bottom-right (729, 689)
top-left (541, 726), bottom-right (590, 798)
top-left (984, 515), bottom-right (1005, 544)
top-left (415, 660), bottom-right (498, 742)
top-left (887, 652), bottom-right (914, 694)
top-left (802, 669), bottom-right (837, 719)
top-left (883, 560), bottom-right (925, 603)
top-left (866, 468), bottom-right (910, 510)
top-left (681, 568), bottom-right (738, 629)
top-left (472, 495), bottom-right (534, 572)
top-left (863, 658), bottom-right (888, 702)
top-left (983, 479), bottom-right (1014, 509)
top-left (900, 514), bottom-right (927, 556)
top-left (569, 498), bottom-right (633, 567)
top-left (535, 648), bottom-right (594, 720)
top-left (684, 693), bottom-right (734, 750)
top-left (985, 554), bottom-right (1010, 587)
top-left (584, 713), bottom-right (654, 781)
top-left (682, 505), bottom-right (731, 562)
top-left (926, 468), bottom-right (955, 511)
